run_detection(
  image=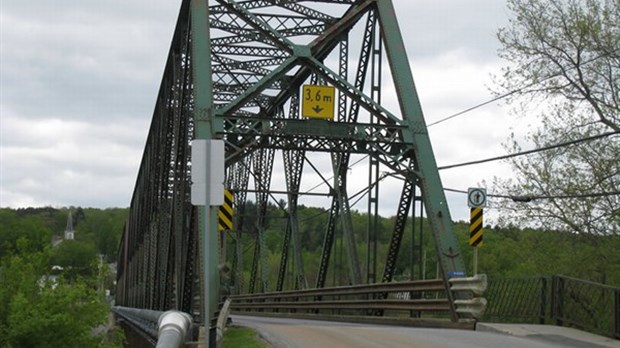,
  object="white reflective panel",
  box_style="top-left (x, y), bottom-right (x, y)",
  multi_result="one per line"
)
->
top-left (209, 139), bottom-right (225, 206)
top-left (191, 140), bottom-right (207, 206)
